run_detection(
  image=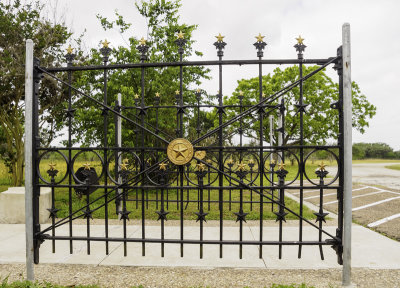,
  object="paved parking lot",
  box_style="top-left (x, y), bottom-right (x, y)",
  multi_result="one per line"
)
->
top-left (291, 183), bottom-right (400, 241)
